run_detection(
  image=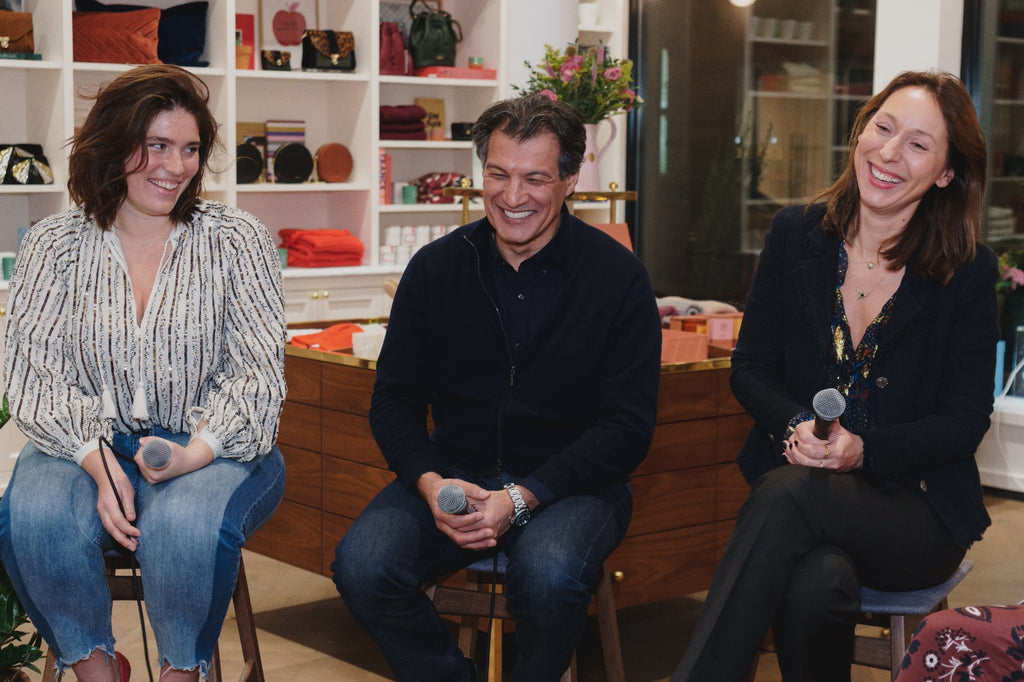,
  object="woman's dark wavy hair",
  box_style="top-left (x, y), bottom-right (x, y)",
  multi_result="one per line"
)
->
top-left (68, 64), bottom-right (221, 230)
top-left (813, 70), bottom-right (987, 285)
top-left (472, 94), bottom-right (586, 180)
